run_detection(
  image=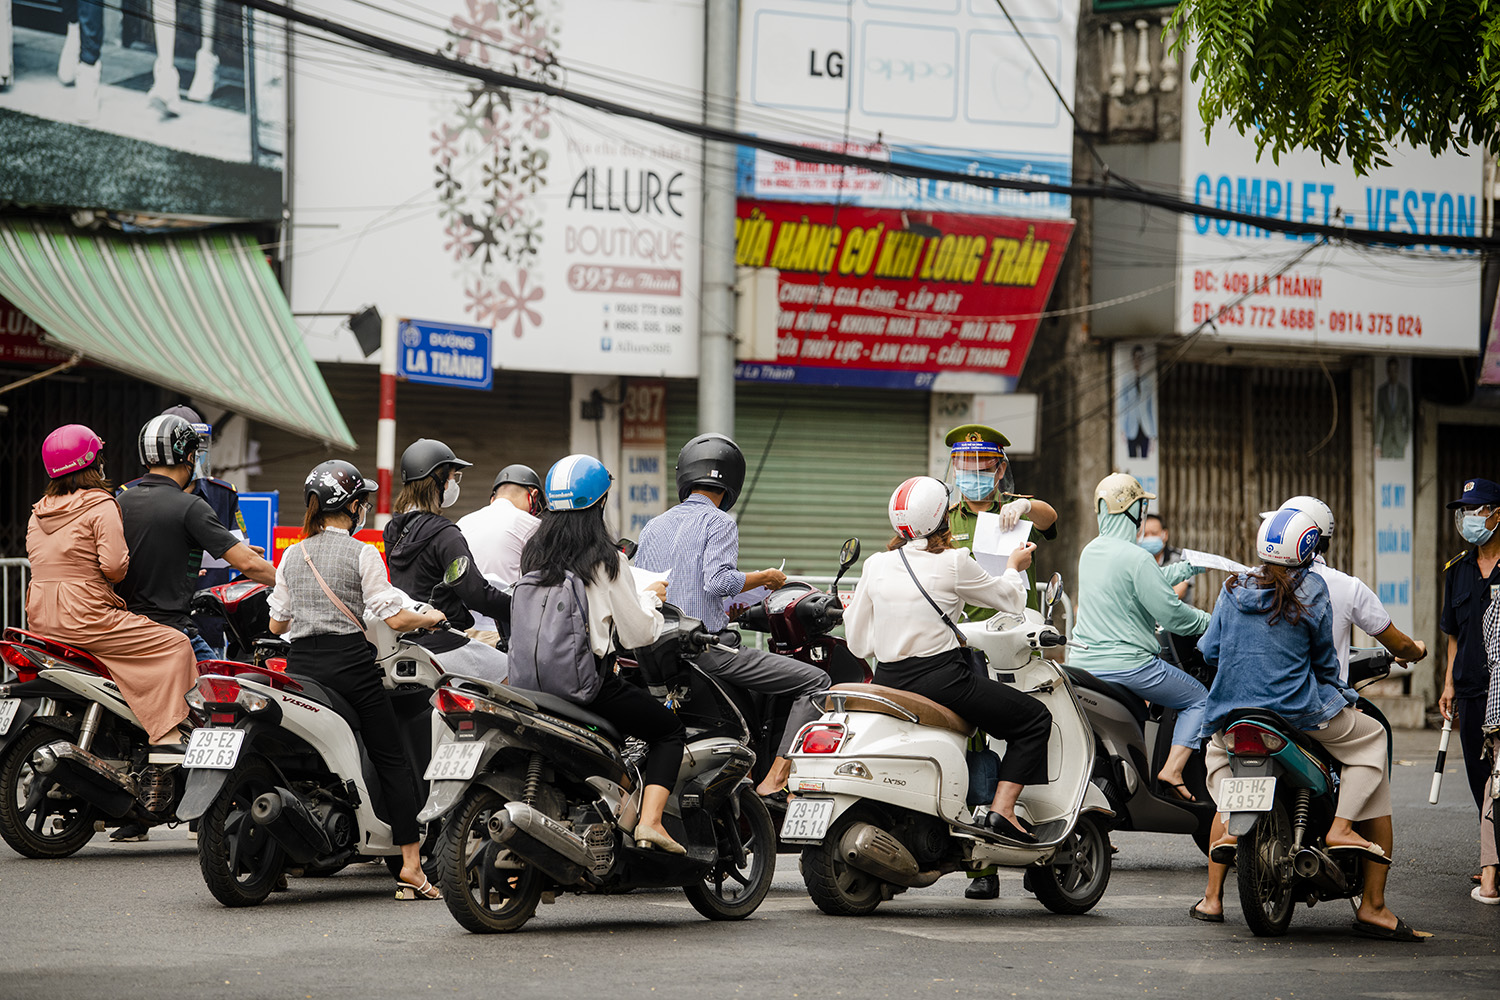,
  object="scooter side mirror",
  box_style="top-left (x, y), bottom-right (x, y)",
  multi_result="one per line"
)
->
top-left (832, 537), bottom-right (861, 599)
top-left (1042, 572), bottom-right (1062, 622)
top-left (432, 557), bottom-right (469, 598)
